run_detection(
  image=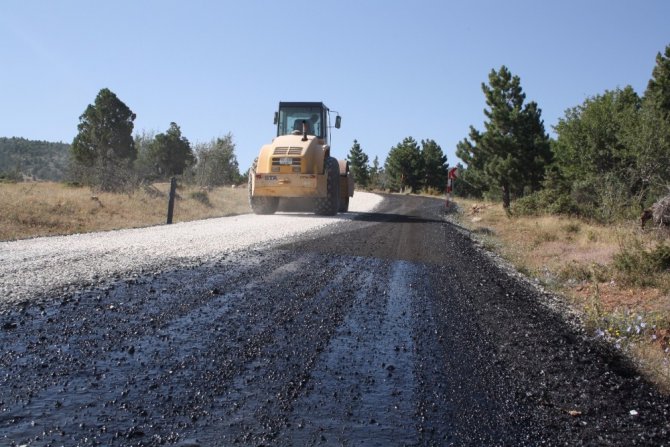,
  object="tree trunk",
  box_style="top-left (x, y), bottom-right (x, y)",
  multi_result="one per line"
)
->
top-left (502, 183), bottom-right (510, 209)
